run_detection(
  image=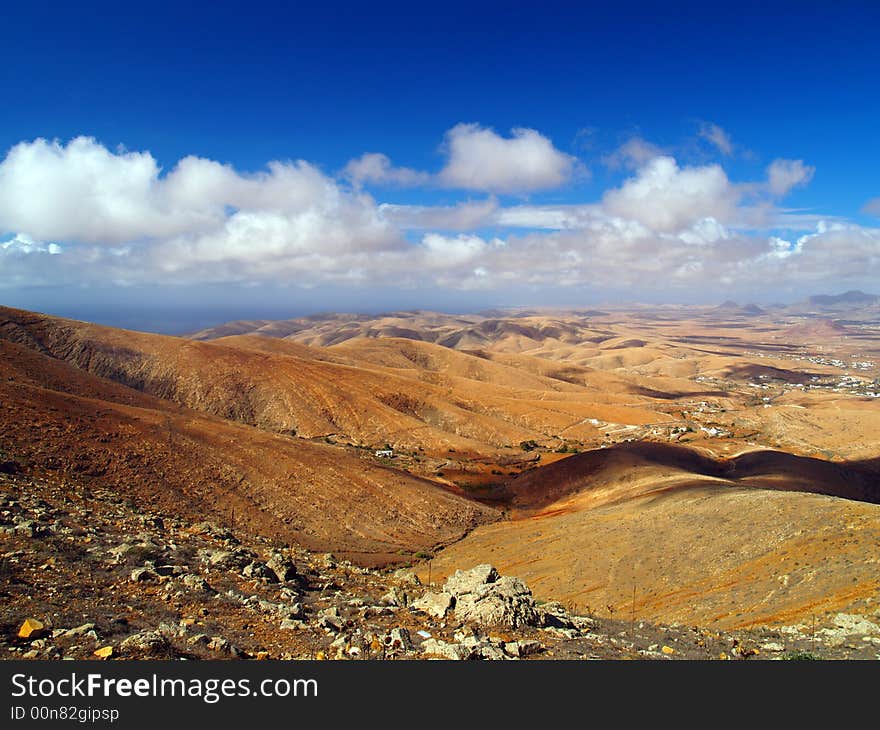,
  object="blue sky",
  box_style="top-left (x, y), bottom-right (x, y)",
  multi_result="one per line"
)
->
top-left (1, 1), bottom-right (878, 331)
